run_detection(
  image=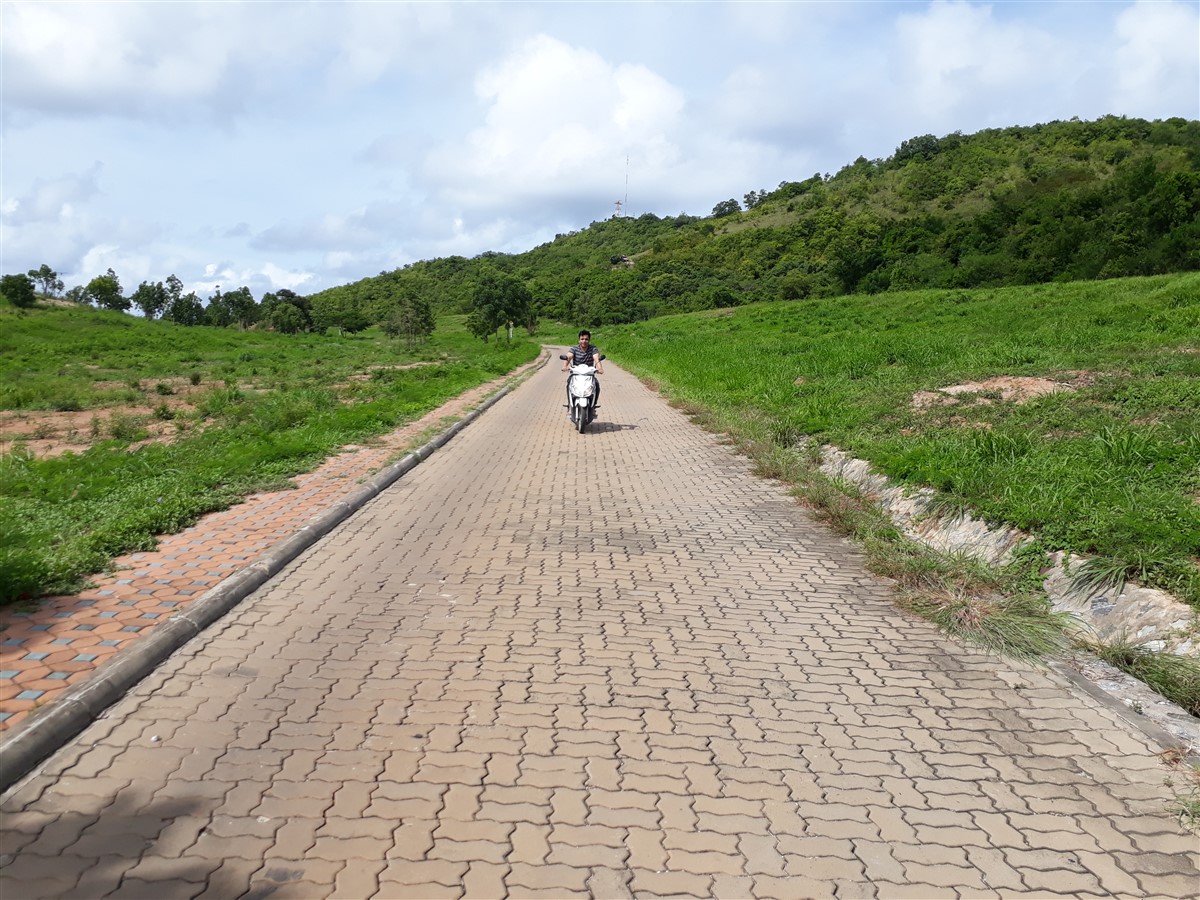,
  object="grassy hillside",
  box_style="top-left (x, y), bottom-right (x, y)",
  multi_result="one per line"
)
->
top-left (600, 273), bottom-right (1200, 607)
top-left (0, 305), bottom-right (538, 604)
top-left (311, 115), bottom-right (1199, 328)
